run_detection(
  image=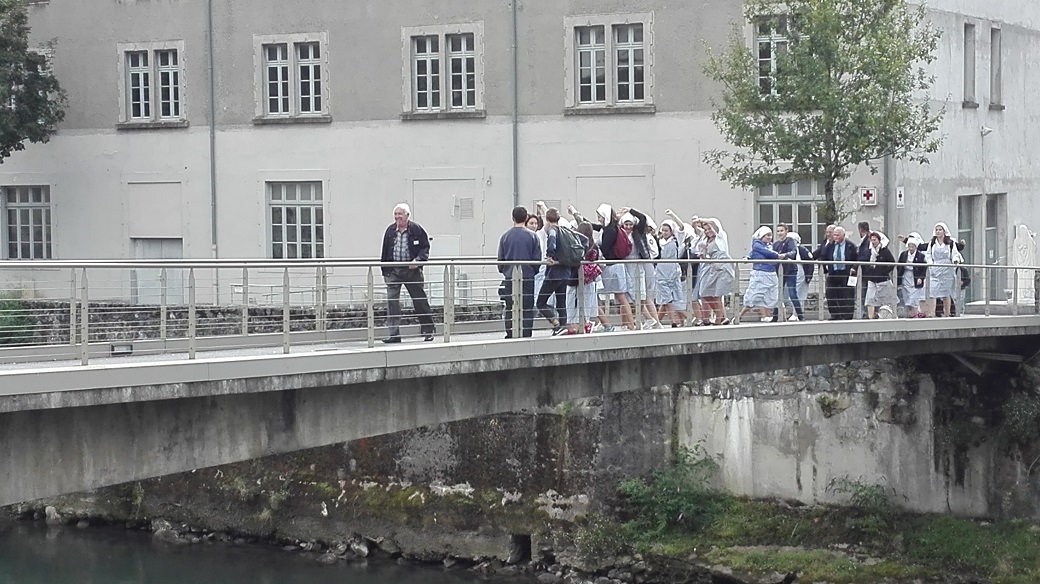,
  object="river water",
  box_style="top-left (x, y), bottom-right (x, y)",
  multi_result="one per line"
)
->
top-left (0, 521), bottom-right (530, 584)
